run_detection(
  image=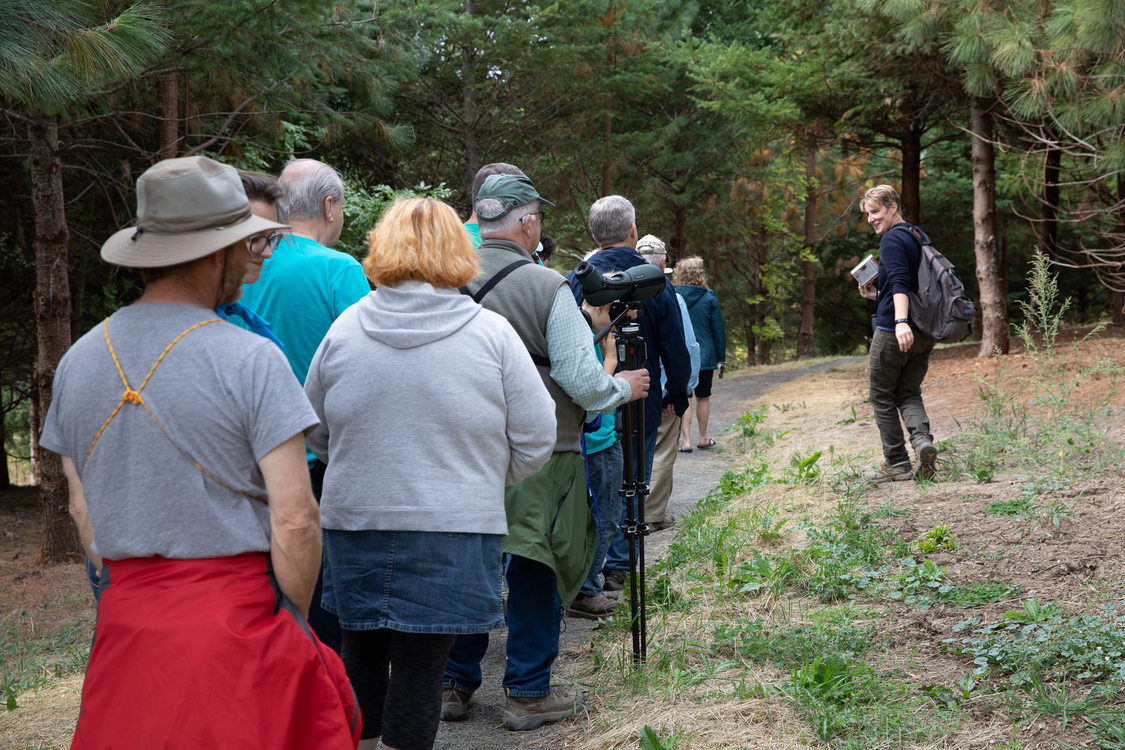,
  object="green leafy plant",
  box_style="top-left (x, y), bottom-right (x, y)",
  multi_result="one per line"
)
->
top-left (639, 725), bottom-right (676, 750)
top-left (783, 450), bottom-right (822, 484)
top-left (918, 524), bottom-right (957, 553)
top-left (735, 406), bottom-right (768, 438)
top-left (889, 558), bottom-right (951, 609)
